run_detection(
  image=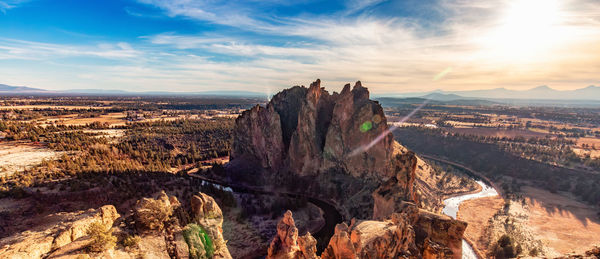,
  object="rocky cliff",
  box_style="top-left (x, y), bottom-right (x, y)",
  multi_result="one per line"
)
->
top-left (0, 191), bottom-right (231, 259)
top-left (267, 204), bottom-right (466, 259)
top-left (230, 80), bottom-right (438, 219)
top-left (232, 80), bottom-right (466, 258)
top-left (231, 79), bottom-right (395, 180)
